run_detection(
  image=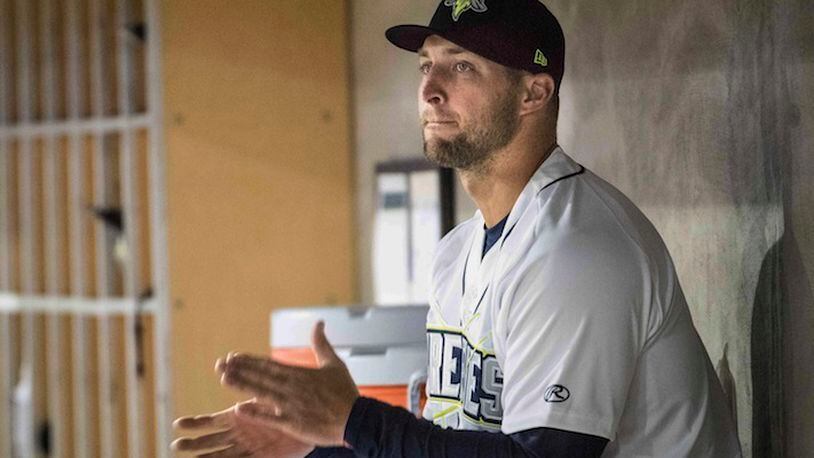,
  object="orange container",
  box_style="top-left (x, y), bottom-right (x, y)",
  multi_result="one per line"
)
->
top-left (271, 348), bottom-right (426, 409)
top-left (270, 306), bottom-right (429, 416)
